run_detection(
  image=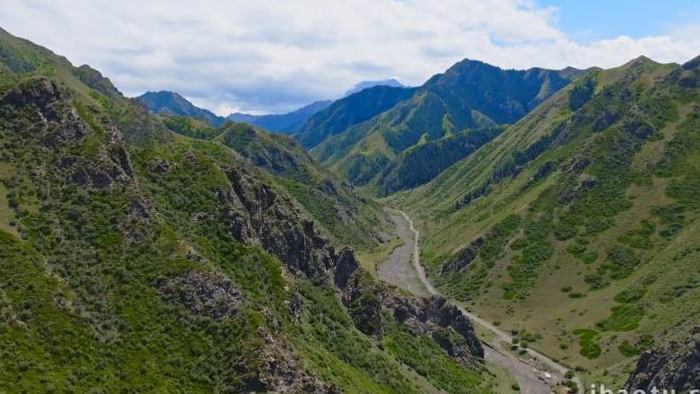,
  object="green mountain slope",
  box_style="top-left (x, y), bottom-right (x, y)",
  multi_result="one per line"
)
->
top-left (154, 111), bottom-right (393, 250)
top-left (390, 55), bottom-right (700, 387)
top-left (0, 27), bottom-right (497, 392)
top-left (298, 85), bottom-right (416, 148)
top-left (312, 59), bottom-right (583, 193)
top-left (215, 121), bottom-right (392, 250)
